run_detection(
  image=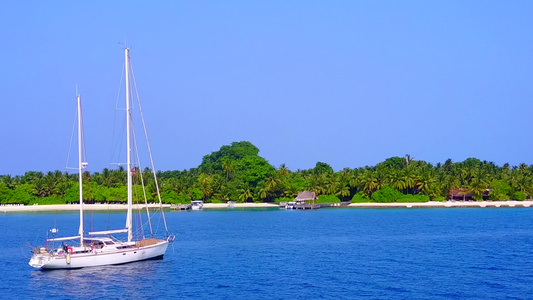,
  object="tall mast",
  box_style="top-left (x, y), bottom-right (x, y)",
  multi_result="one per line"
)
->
top-left (77, 94), bottom-right (84, 245)
top-left (125, 47), bottom-right (133, 242)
